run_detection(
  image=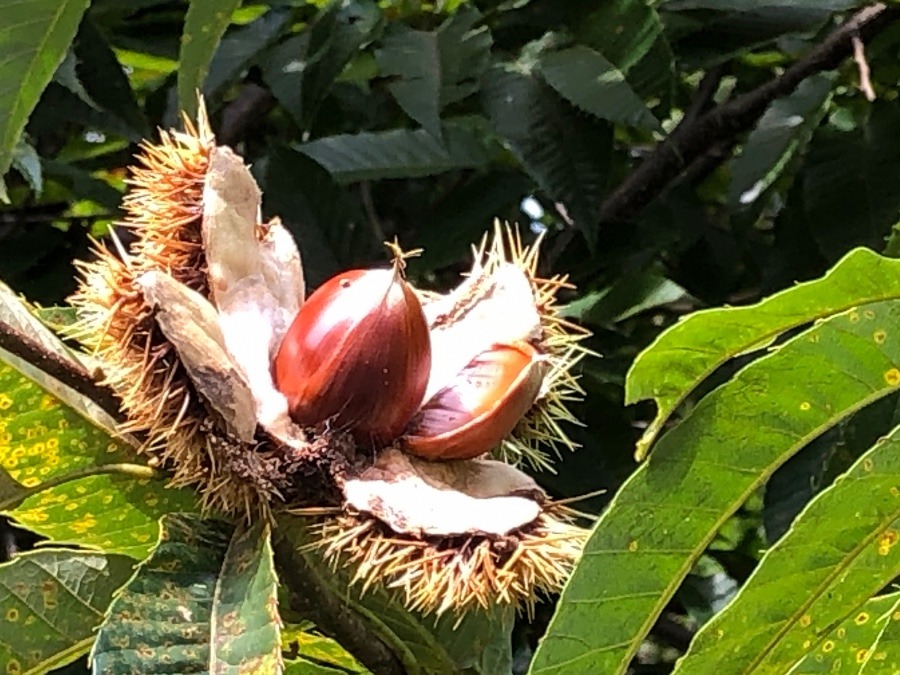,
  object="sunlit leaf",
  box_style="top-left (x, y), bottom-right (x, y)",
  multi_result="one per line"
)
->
top-left (676, 422), bottom-right (900, 672)
top-left (627, 248), bottom-right (900, 459)
top-left (178, 0), bottom-right (242, 116)
top-left (0, 0), bottom-right (91, 179)
top-left (282, 623), bottom-right (367, 674)
top-left (531, 300), bottom-right (900, 675)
